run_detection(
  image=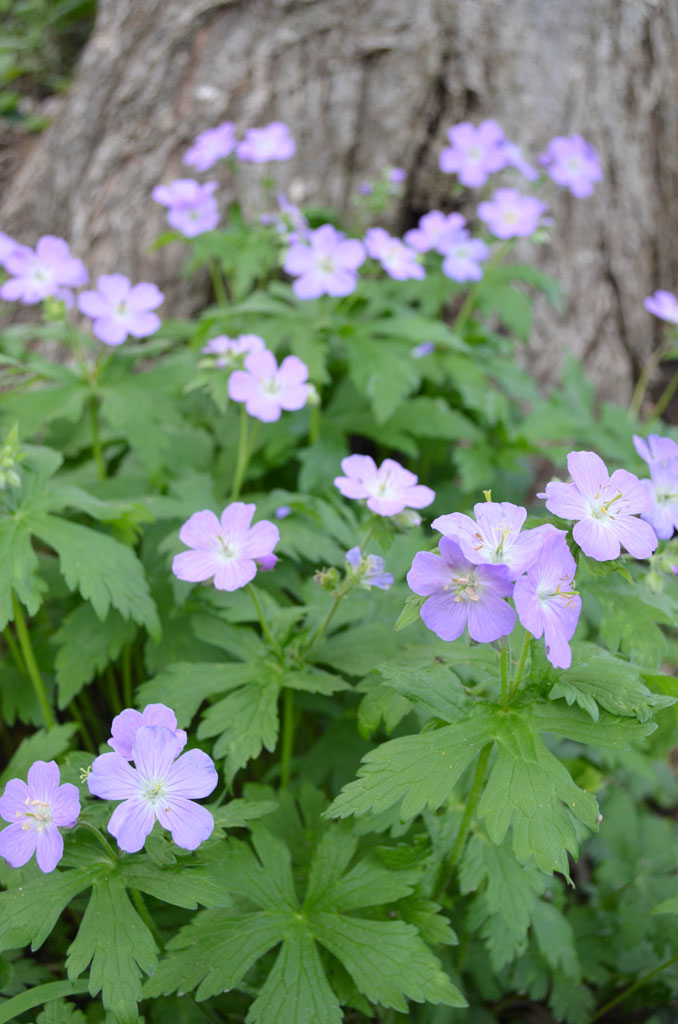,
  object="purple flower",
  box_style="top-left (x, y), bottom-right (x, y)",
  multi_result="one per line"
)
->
top-left (404, 211), bottom-right (467, 254)
top-left (633, 433), bottom-right (678, 468)
top-left (0, 235), bottom-right (88, 306)
top-left (540, 450), bottom-right (658, 561)
top-left (477, 189), bottom-right (548, 239)
top-left (88, 725), bottom-right (217, 853)
top-left (359, 181), bottom-right (373, 196)
top-left (439, 120), bottom-right (510, 188)
top-left (152, 179), bottom-right (219, 237)
top-left (0, 761), bottom-right (80, 873)
top-left (0, 231), bottom-right (20, 268)
top-left (172, 502), bottom-right (279, 591)
top-left (201, 333), bottom-right (266, 368)
top-left (108, 703), bottom-right (187, 760)
top-left (265, 194), bottom-right (310, 245)
top-left (236, 121), bottom-right (295, 163)
top-left (639, 460), bottom-right (678, 540)
top-left (364, 228), bottom-right (425, 281)
top-left (539, 135), bottom-right (602, 198)
top-left (411, 341), bottom-right (435, 358)
top-left (184, 121), bottom-right (236, 172)
top-left (441, 235), bottom-right (489, 282)
top-left (77, 274), bottom-right (164, 346)
top-left (644, 290), bottom-right (678, 325)
top-left (345, 546), bottom-right (394, 590)
top-left (334, 455), bottom-right (434, 517)
top-left (432, 502), bottom-right (550, 579)
top-left (407, 536), bottom-right (515, 643)
top-left (389, 167), bottom-right (406, 184)
top-left (228, 349), bottom-right (308, 422)
top-left (513, 526), bottom-right (581, 669)
top-left (284, 225), bottom-right (365, 299)
top-left (274, 505), bottom-right (291, 519)
top-left (503, 143), bottom-right (539, 182)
